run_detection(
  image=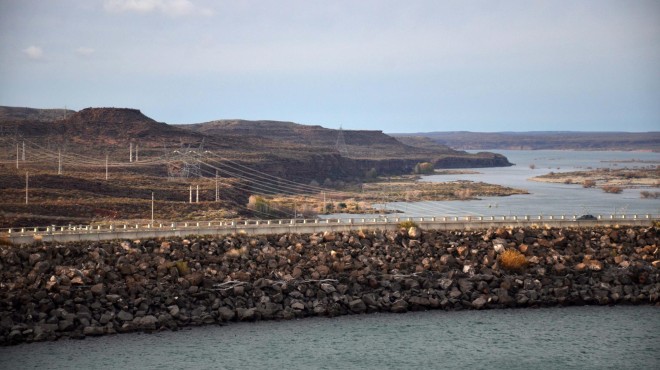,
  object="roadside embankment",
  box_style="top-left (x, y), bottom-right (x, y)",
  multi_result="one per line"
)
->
top-left (1, 225), bottom-right (658, 345)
